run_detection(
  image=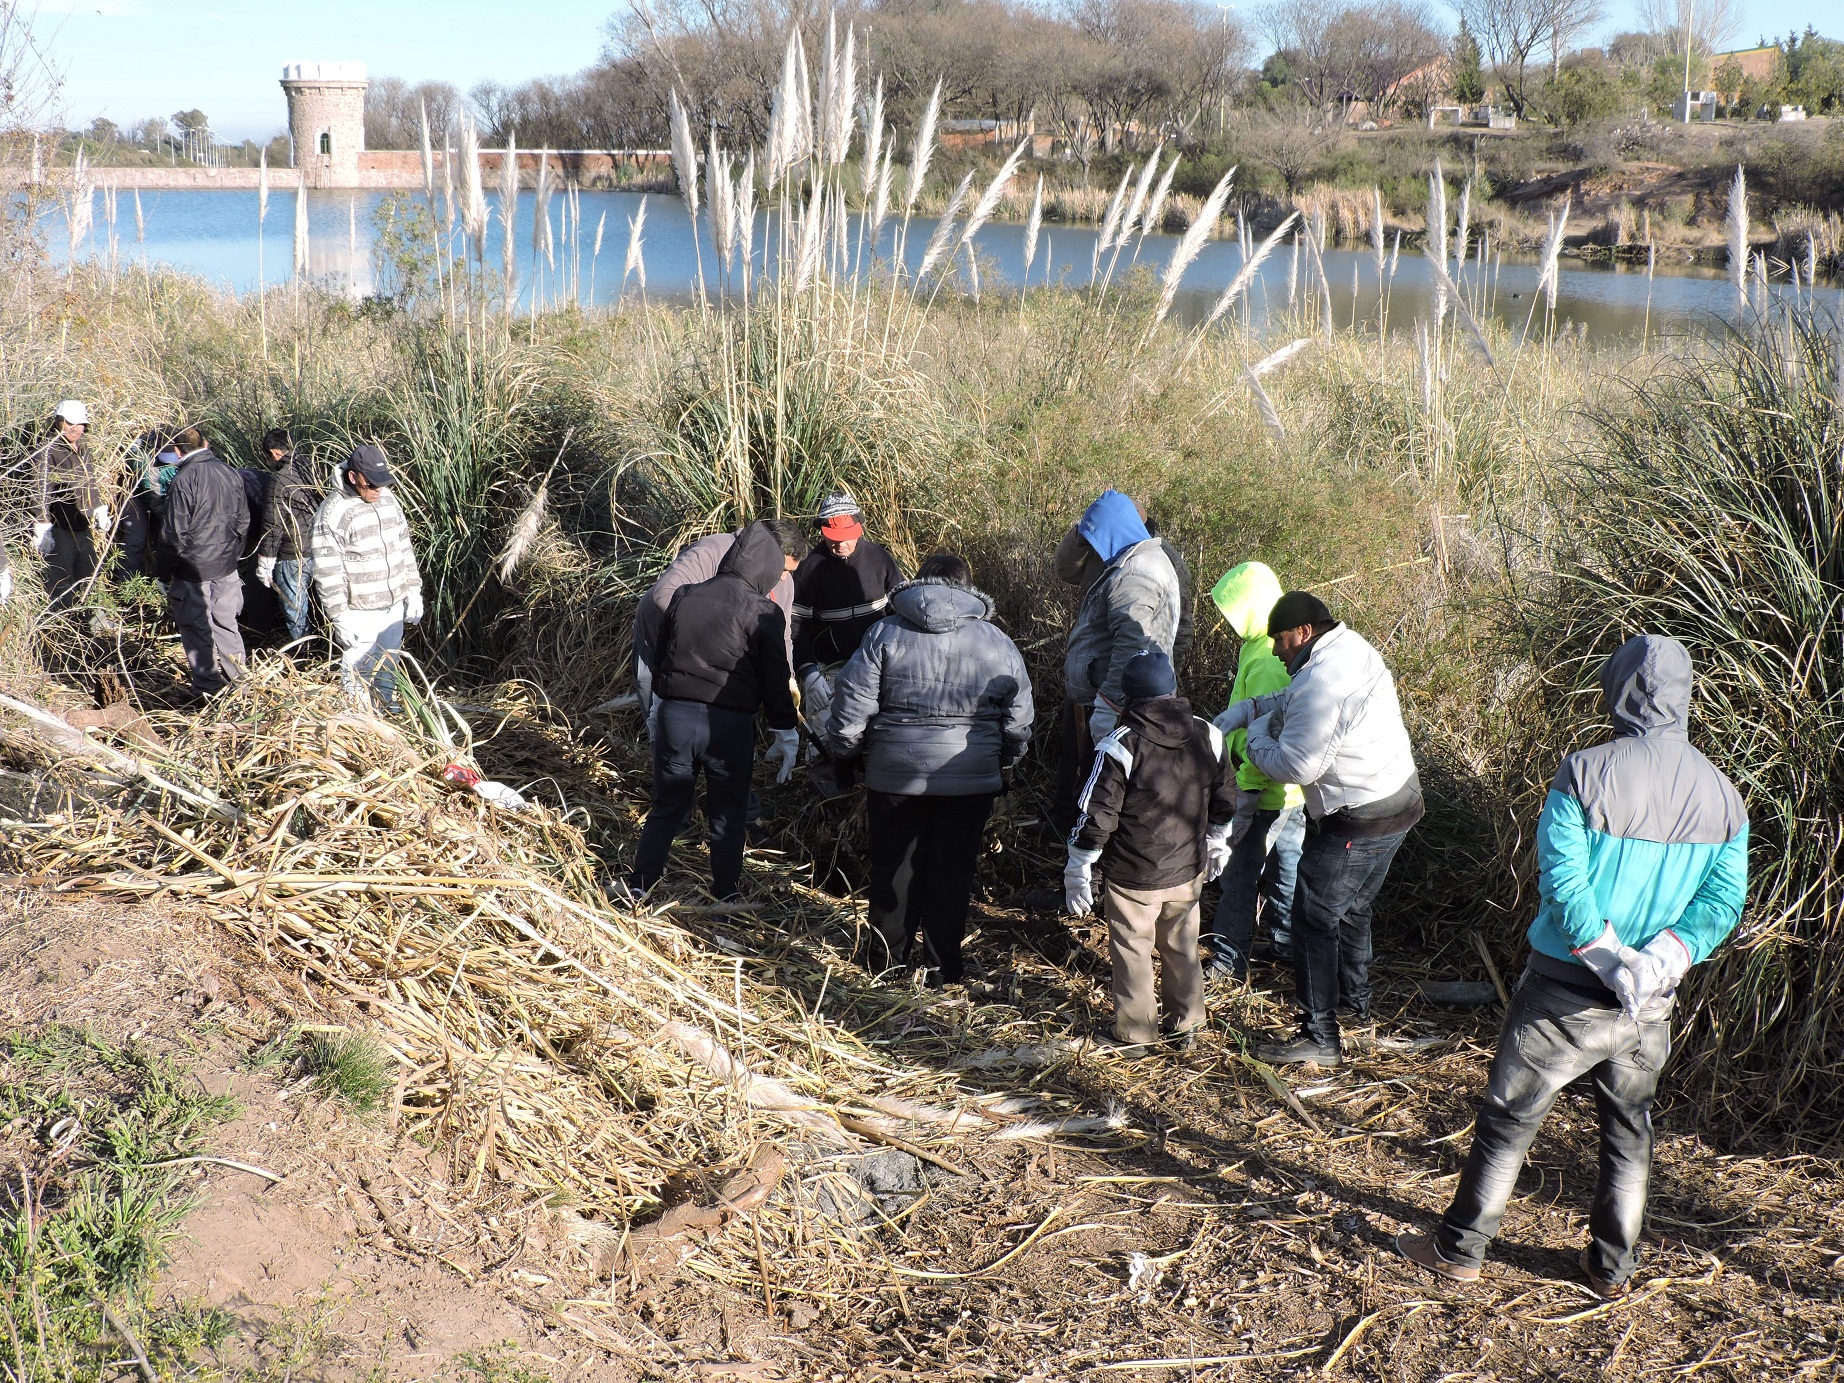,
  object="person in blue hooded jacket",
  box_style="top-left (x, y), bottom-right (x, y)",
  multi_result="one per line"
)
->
top-left (1051, 489), bottom-right (1182, 835)
top-left (1398, 634), bottom-right (1747, 1299)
